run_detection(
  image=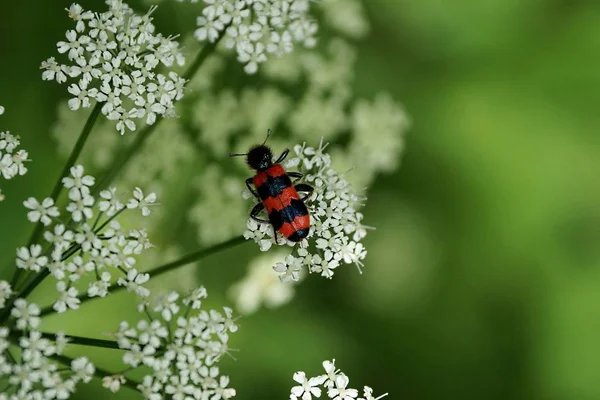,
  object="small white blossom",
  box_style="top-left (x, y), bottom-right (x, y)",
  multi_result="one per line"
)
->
top-left (87, 271), bottom-right (112, 298)
top-left (127, 187), bottom-right (157, 216)
top-left (327, 375), bottom-right (358, 400)
top-left (16, 245), bottom-right (48, 272)
top-left (103, 375), bottom-right (126, 393)
top-left (53, 281), bottom-right (81, 313)
top-left (291, 371), bottom-right (325, 400)
top-left (99, 187), bottom-right (125, 216)
top-left (11, 298), bottom-right (41, 330)
top-left (71, 357), bottom-right (95, 383)
top-left (23, 197), bottom-right (60, 226)
top-left (117, 269), bottom-right (151, 298)
top-left (62, 165), bottom-right (95, 196)
top-left (0, 128), bottom-right (30, 200)
top-left (66, 186), bottom-right (95, 222)
top-left (0, 280), bottom-right (12, 309)
top-left (44, 224), bottom-right (75, 251)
